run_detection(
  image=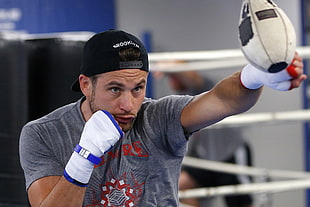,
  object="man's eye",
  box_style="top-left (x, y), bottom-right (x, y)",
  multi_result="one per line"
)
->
top-left (134, 86), bottom-right (143, 92)
top-left (111, 88), bottom-right (120, 93)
